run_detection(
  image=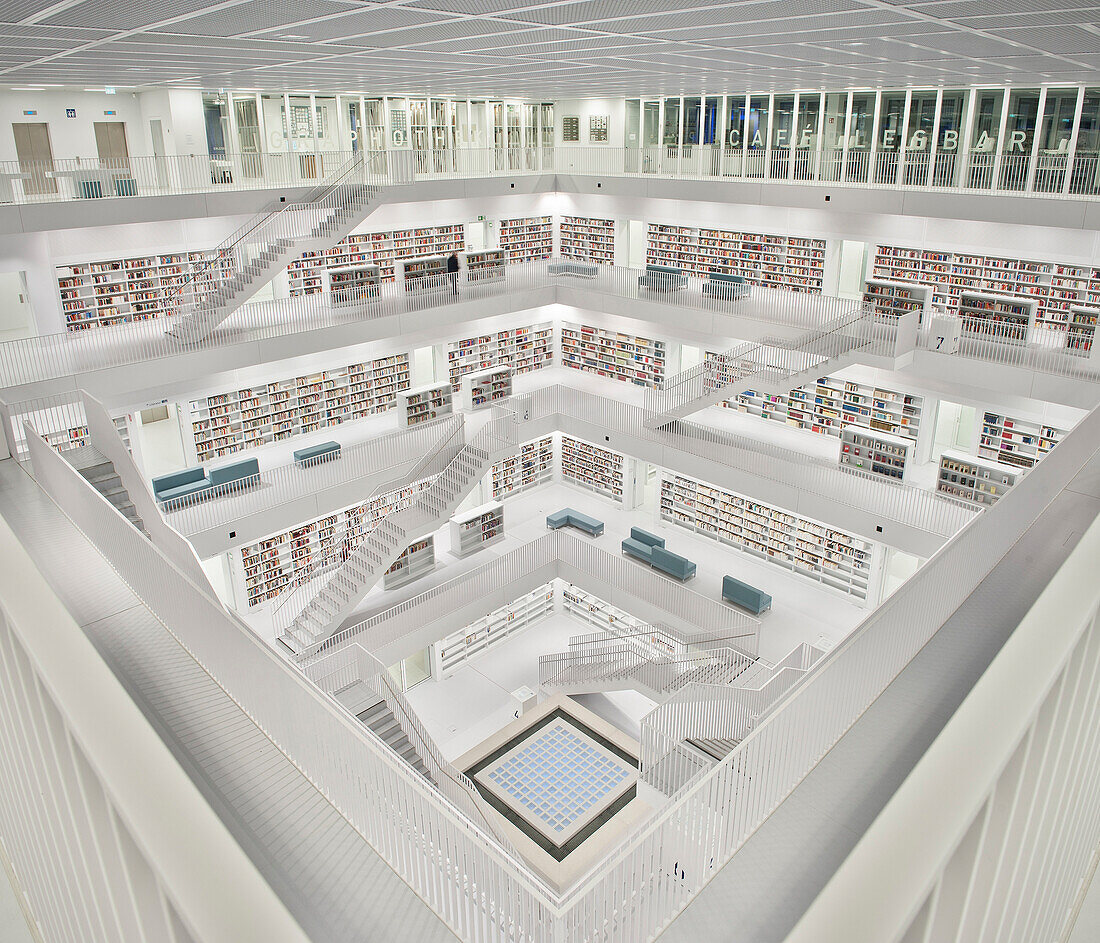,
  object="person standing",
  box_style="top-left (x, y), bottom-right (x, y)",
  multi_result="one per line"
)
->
top-left (446, 252), bottom-right (459, 296)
